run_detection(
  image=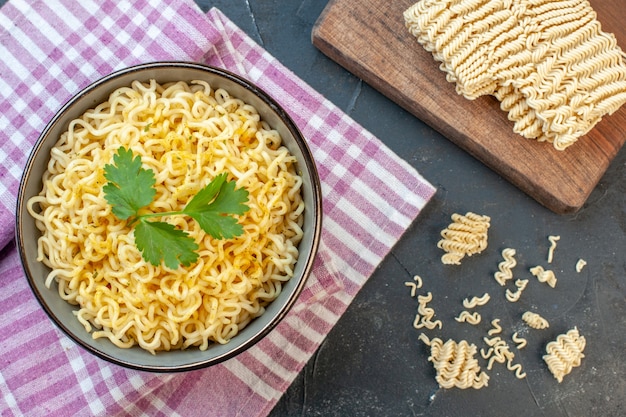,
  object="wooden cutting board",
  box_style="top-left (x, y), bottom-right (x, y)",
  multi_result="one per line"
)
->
top-left (312, 0), bottom-right (626, 214)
